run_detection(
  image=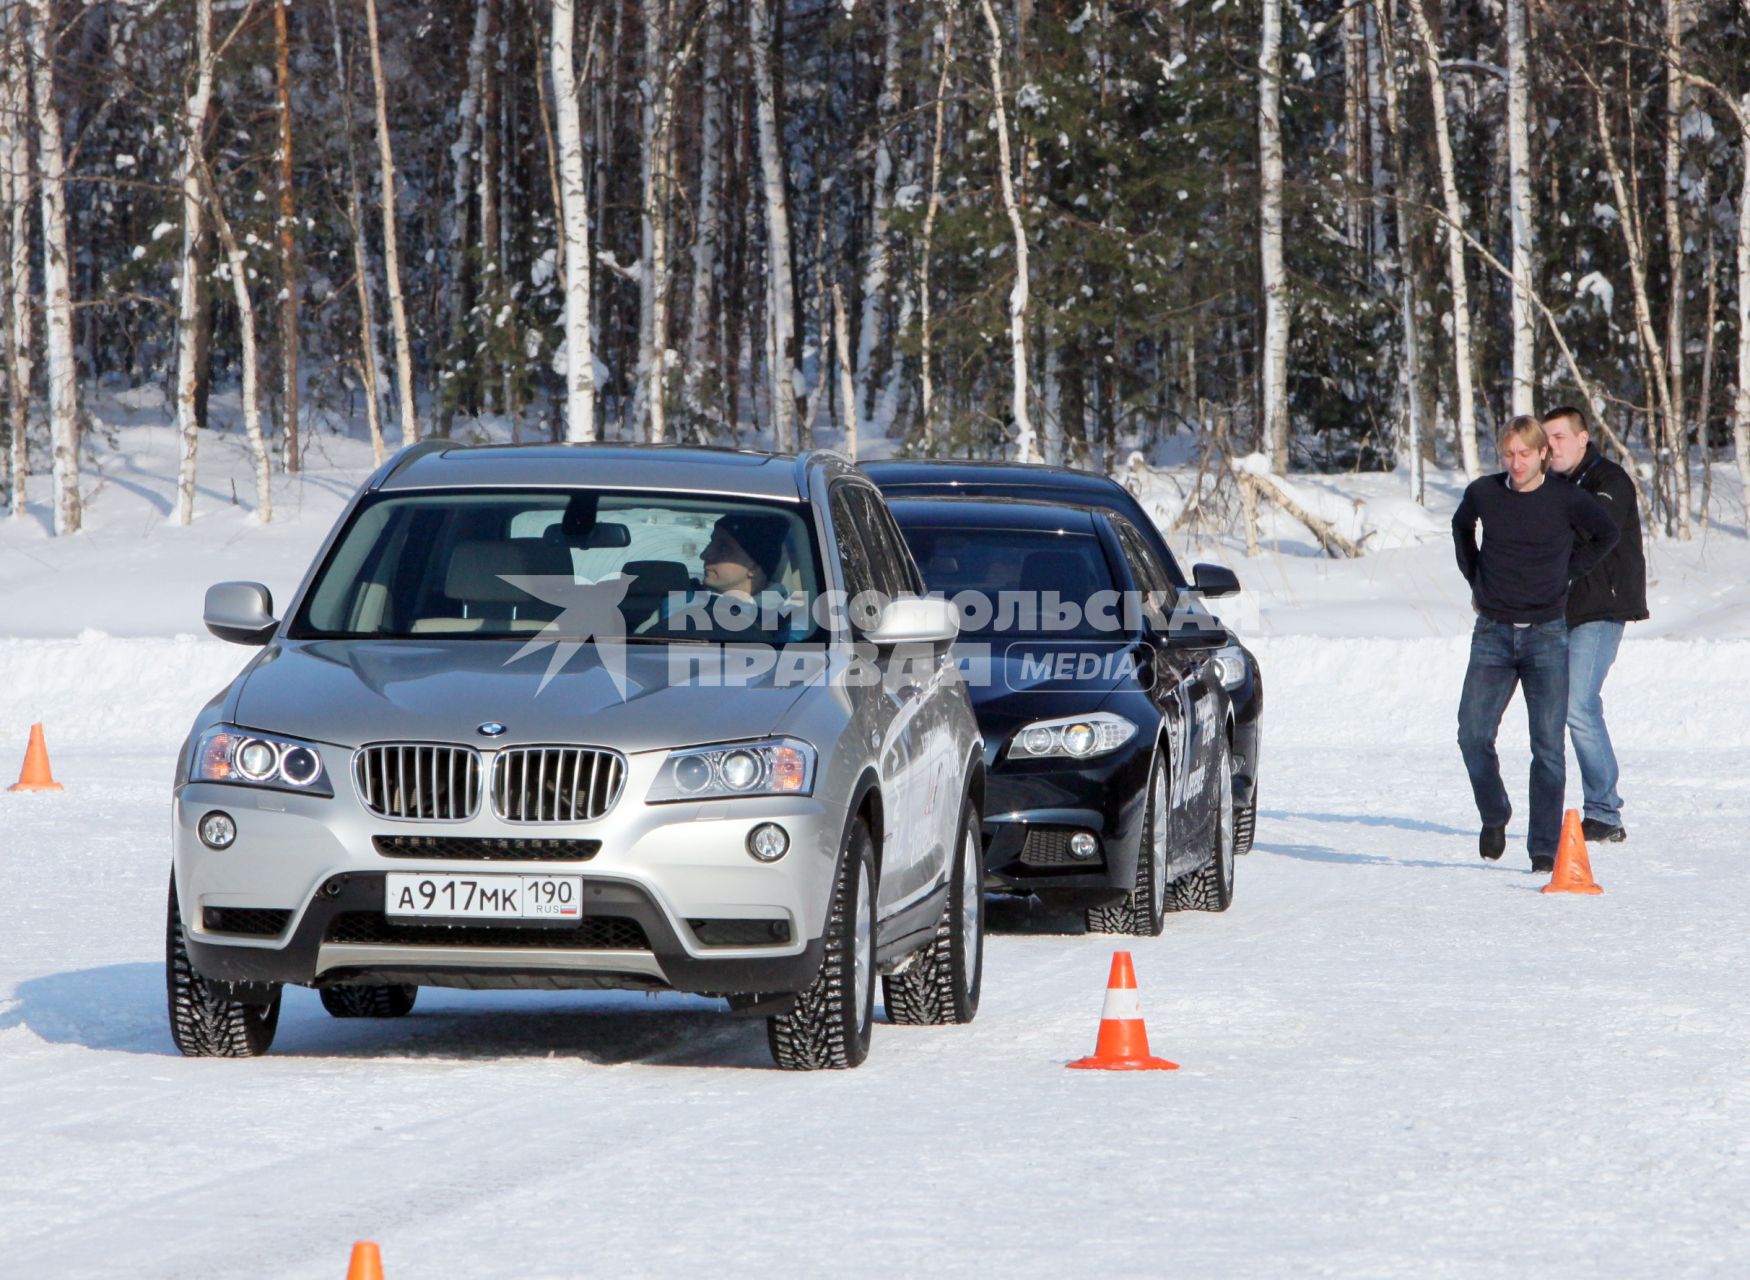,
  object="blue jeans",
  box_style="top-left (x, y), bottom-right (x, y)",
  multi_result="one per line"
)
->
top-left (1457, 618), bottom-right (1570, 855)
top-left (1567, 620), bottom-right (1625, 827)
